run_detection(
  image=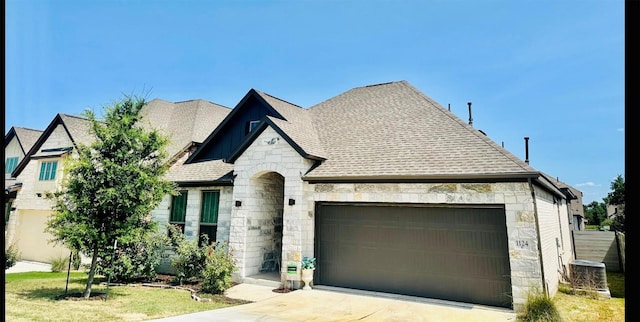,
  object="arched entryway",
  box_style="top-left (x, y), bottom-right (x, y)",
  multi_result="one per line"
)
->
top-left (245, 171), bottom-right (284, 279)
